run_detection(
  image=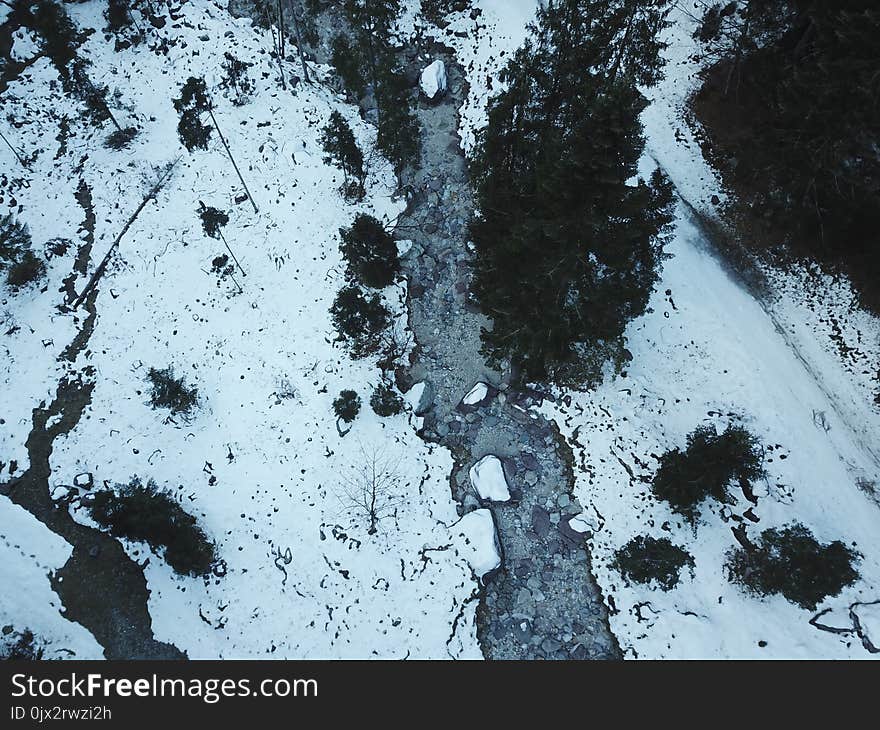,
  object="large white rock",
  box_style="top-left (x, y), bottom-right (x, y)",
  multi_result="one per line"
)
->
top-left (420, 60), bottom-right (447, 99)
top-left (455, 509), bottom-right (501, 577)
top-left (469, 455), bottom-right (511, 502)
